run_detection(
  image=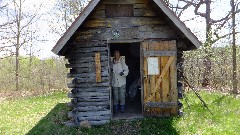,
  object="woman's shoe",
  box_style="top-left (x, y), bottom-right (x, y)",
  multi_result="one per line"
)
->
top-left (120, 105), bottom-right (125, 113)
